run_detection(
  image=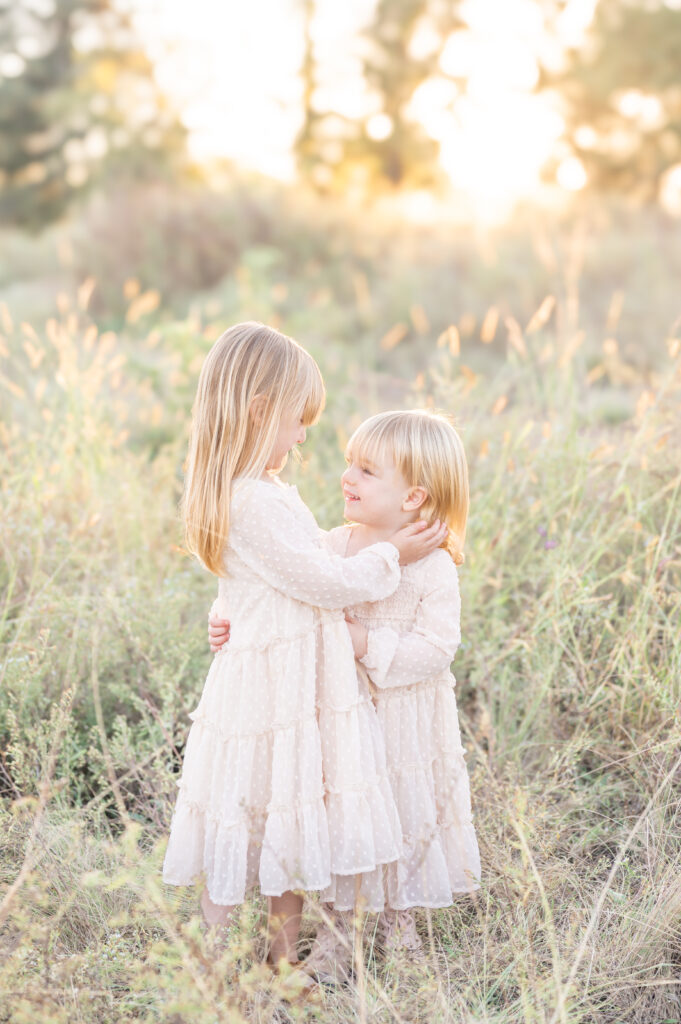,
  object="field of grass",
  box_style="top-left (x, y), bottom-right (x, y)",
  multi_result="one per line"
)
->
top-left (1, 185), bottom-right (680, 1022)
